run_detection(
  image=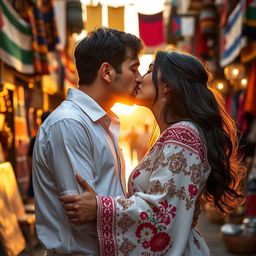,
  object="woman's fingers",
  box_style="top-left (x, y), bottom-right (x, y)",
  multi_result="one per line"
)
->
top-left (60, 195), bottom-right (78, 203)
top-left (69, 218), bottom-right (80, 224)
top-left (62, 203), bottom-right (76, 211)
top-left (66, 211), bottom-right (77, 218)
top-left (76, 174), bottom-right (95, 193)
